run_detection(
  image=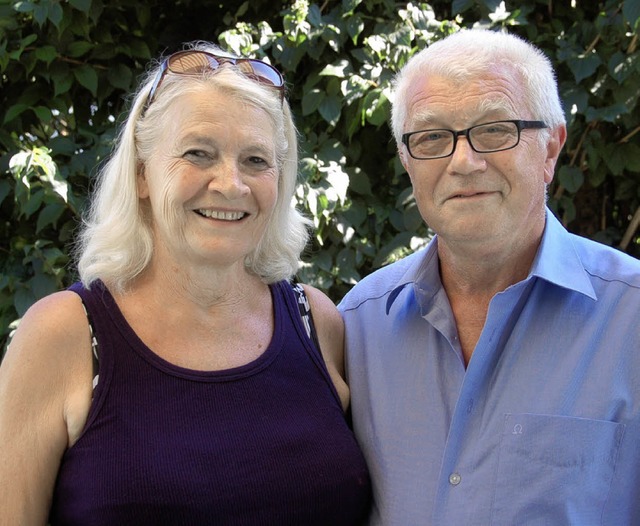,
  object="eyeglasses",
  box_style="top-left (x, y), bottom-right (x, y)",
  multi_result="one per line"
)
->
top-left (401, 120), bottom-right (548, 160)
top-left (143, 50), bottom-right (285, 112)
